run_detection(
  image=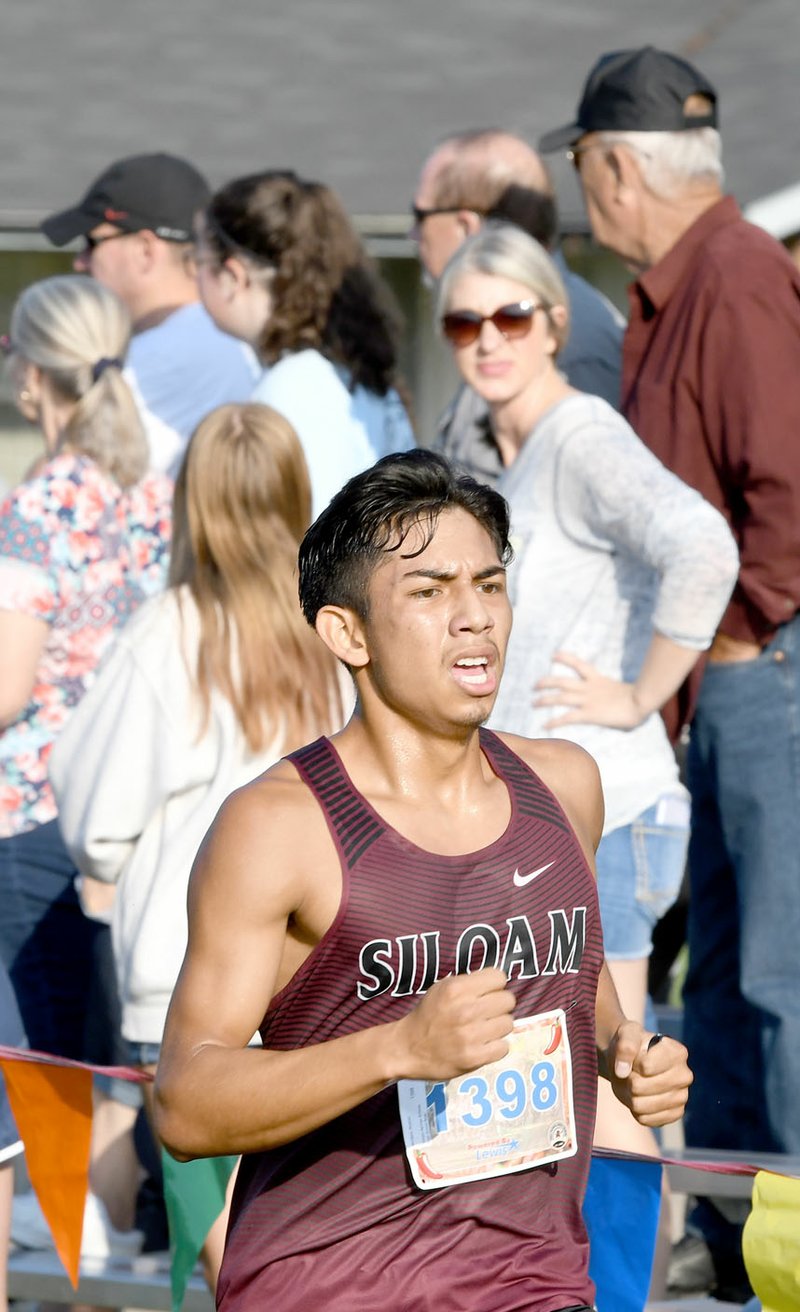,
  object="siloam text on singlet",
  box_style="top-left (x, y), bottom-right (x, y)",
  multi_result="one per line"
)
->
top-left (216, 729), bottom-right (604, 1312)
